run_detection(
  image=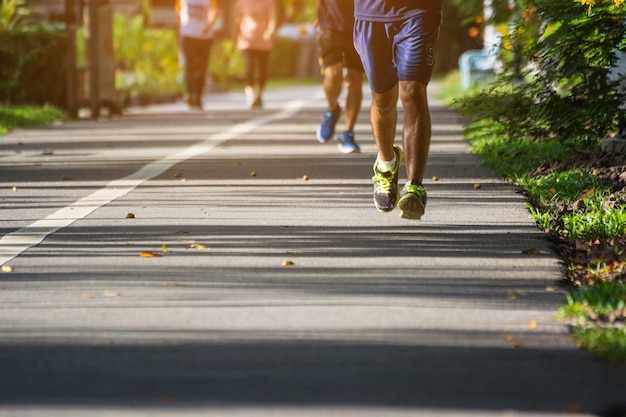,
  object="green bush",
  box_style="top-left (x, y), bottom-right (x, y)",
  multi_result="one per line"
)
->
top-left (110, 10), bottom-right (309, 101)
top-left (209, 38), bottom-right (245, 89)
top-left (113, 13), bottom-right (182, 102)
top-left (459, 0), bottom-right (626, 147)
top-left (269, 36), bottom-right (300, 78)
top-left (0, 29), bottom-right (68, 107)
top-left (0, 104), bottom-right (65, 135)
top-left (0, 0), bottom-right (34, 30)
top-left (210, 36), bottom-right (302, 89)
